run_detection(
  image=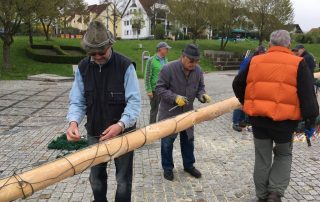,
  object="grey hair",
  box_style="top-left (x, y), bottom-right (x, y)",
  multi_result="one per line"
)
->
top-left (269, 30), bottom-right (291, 47)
